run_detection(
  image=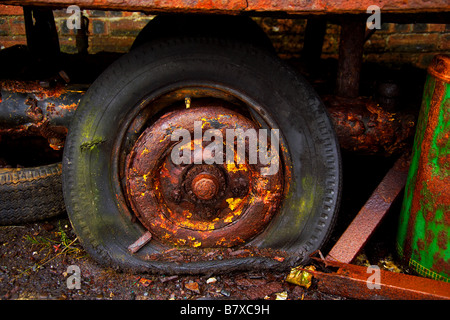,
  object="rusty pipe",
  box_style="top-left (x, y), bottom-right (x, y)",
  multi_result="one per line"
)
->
top-left (323, 95), bottom-right (416, 156)
top-left (0, 80), bottom-right (85, 149)
top-left (0, 80), bottom-right (415, 155)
